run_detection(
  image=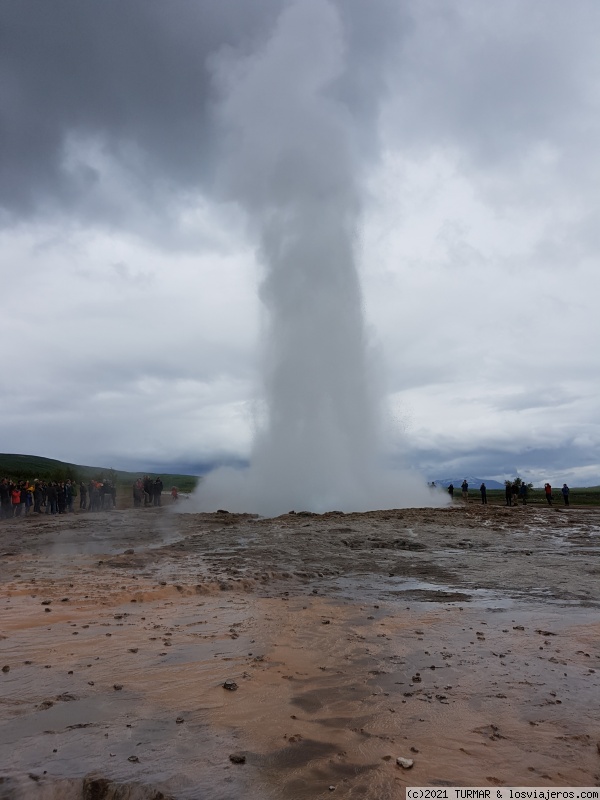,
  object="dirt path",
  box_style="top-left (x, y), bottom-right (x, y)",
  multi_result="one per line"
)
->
top-left (0, 505), bottom-right (599, 798)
